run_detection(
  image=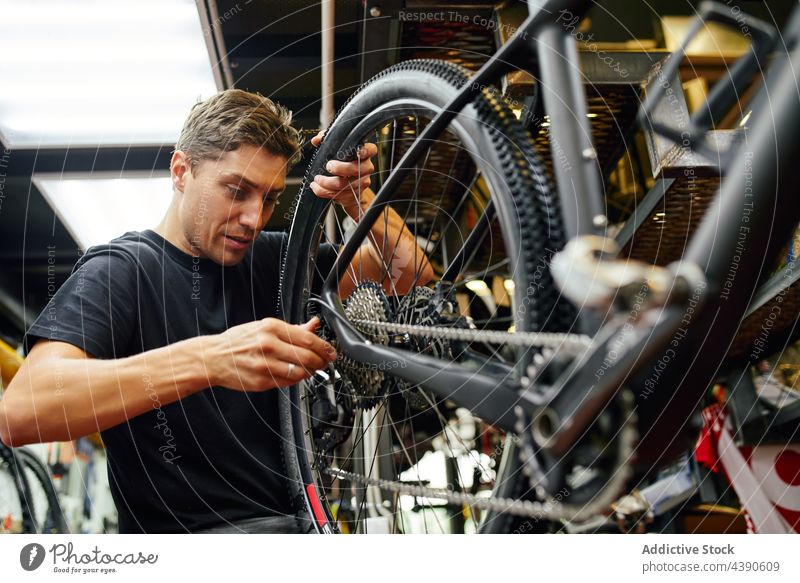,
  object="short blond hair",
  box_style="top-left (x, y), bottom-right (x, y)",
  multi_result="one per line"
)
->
top-left (175, 89), bottom-right (302, 169)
